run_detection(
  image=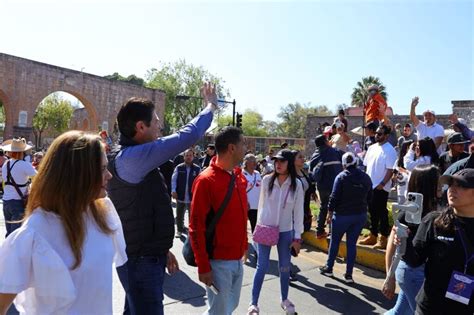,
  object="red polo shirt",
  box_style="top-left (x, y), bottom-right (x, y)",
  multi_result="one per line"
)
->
top-left (190, 157), bottom-right (248, 274)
